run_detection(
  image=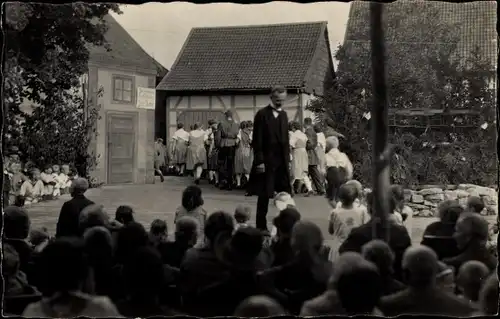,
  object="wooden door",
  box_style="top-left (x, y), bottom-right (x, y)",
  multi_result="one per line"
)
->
top-left (107, 113), bottom-right (136, 184)
top-left (177, 110), bottom-right (225, 131)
